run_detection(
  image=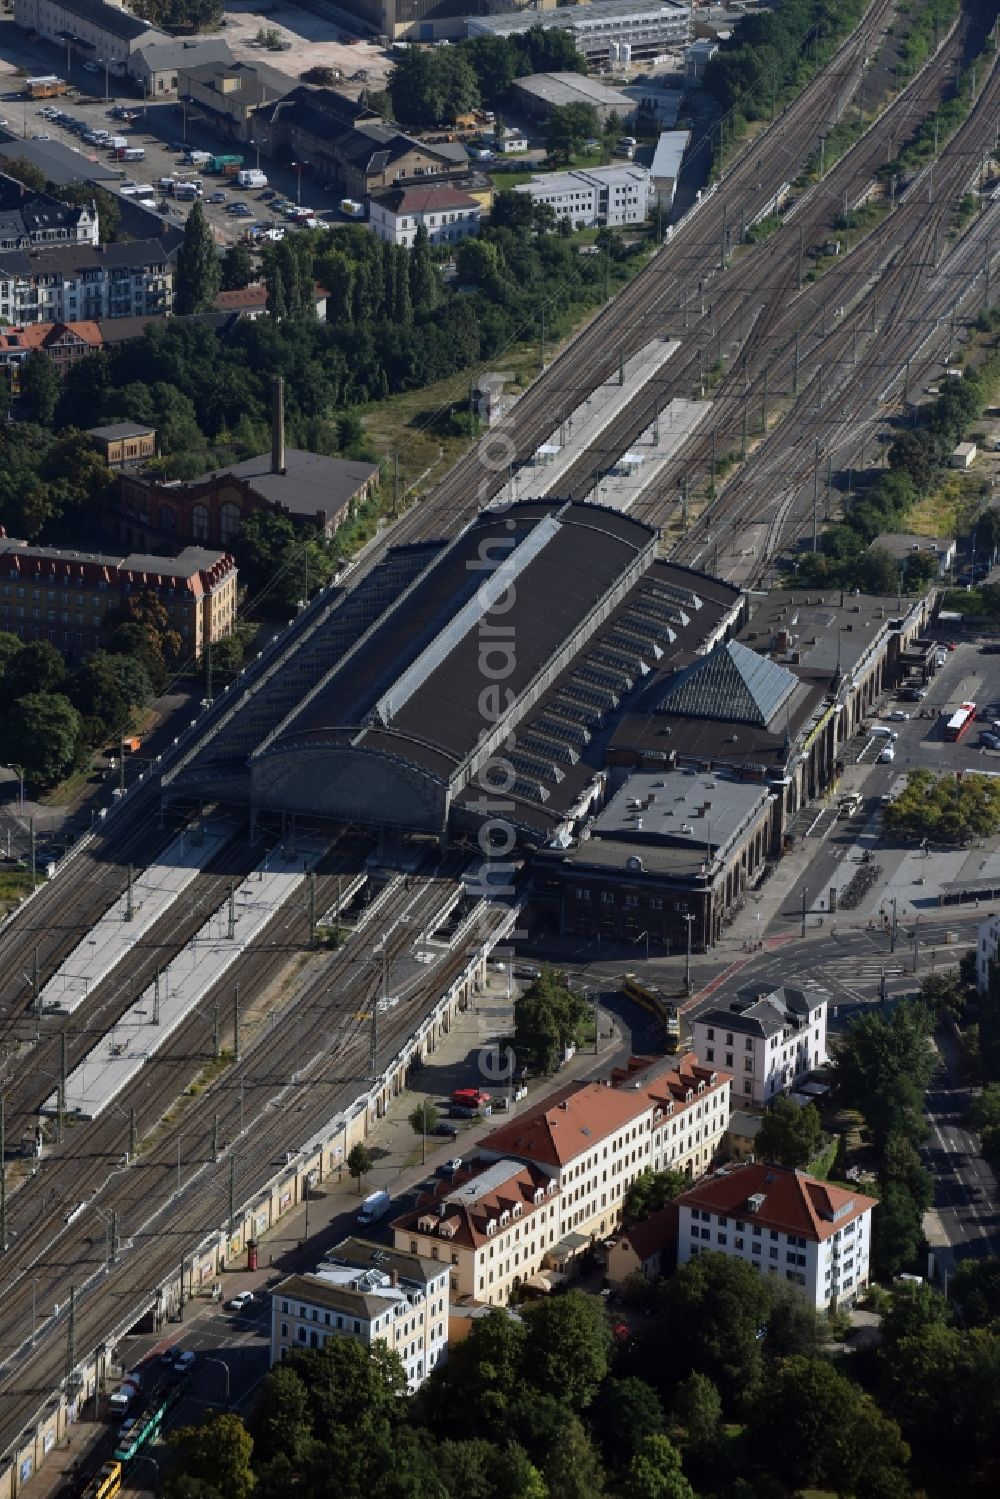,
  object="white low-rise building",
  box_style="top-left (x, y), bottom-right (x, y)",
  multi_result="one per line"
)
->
top-left (976, 912), bottom-right (1000, 991)
top-left (468, 2), bottom-right (691, 63)
top-left (691, 983), bottom-right (828, 1108)
top-left (515, 165), bottom-right (652, 230)
top-left (368, 184), bottom-right (480, 248)
top-left (676, 1162), bottom-right (877, 1311)
top-left (270, 1238), bottom-right (449, 1390)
